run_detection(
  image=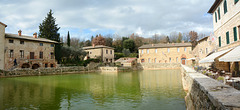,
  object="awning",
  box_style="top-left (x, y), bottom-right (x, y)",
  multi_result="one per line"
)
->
top-left (219, 46), bottom-right (240, 62)
top-left (199, 48), bottom-right (232, 63)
